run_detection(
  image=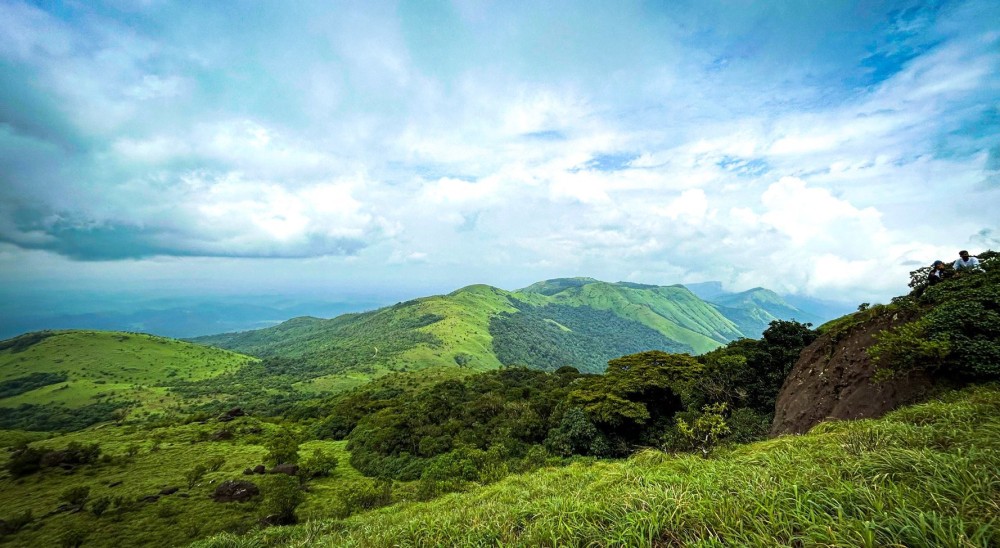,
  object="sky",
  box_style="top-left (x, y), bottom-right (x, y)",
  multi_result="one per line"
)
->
top-left (1, 0), bottom-right (998, 313)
